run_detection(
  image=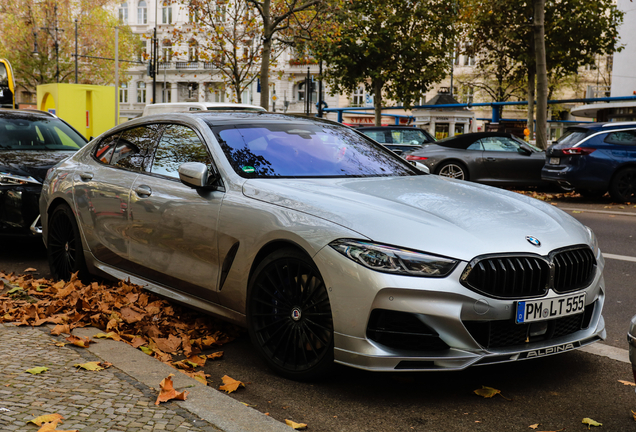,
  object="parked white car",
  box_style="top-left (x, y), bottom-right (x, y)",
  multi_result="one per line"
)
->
top-left (142, 102), bottom-right (265, 116)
